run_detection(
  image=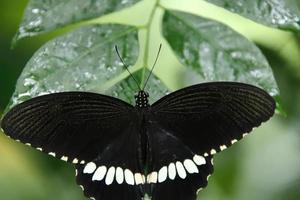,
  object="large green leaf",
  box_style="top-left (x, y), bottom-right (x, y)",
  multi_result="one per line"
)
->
top-left (204, 0), bottom-right (300, 32)
top-left (162, 10), bottom-right (279, 97)
top-left (6, 24), bottom-right (169, 112)
top-left (15, 0), bottom-right (141, 40)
